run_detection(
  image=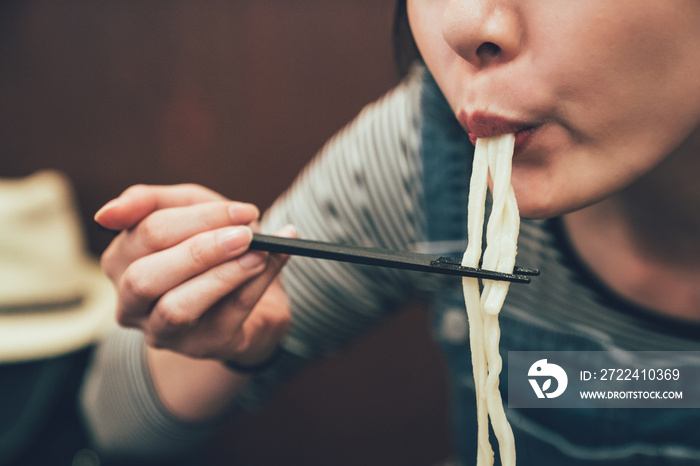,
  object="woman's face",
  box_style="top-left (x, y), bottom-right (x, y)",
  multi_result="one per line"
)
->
top-left (407, 0), bottom-right (700, 218)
